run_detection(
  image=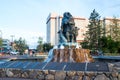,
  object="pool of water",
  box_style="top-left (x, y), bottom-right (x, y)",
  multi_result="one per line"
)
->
top-left (10, 58), bottom-right (45, 62)
top-left (0, 59), bottom-right (10, 64)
